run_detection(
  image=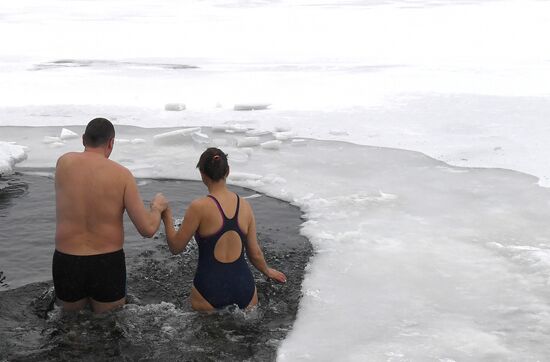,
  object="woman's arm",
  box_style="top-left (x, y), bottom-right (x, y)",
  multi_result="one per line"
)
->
top-left (245, 211), bottom-right (287, 283)
top-left (162, 201), bottom-right (201, 254)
